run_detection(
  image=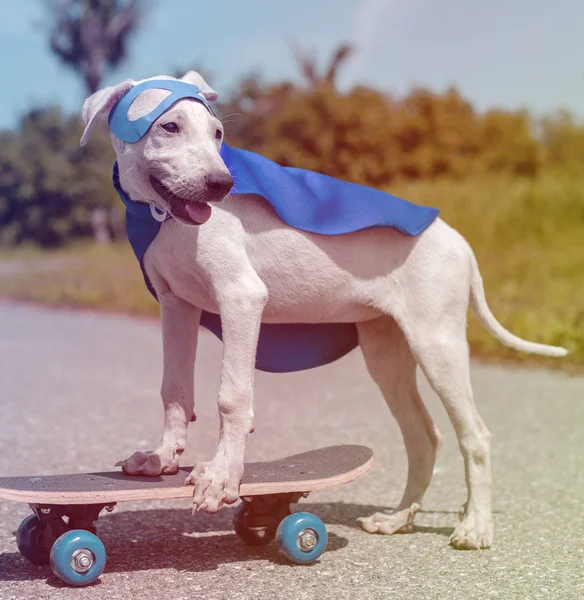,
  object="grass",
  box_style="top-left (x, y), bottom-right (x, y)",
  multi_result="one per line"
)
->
top-left (393, 173), bottom-right (584, 371)
top-left (0, 173), bottom-right (582, 372)
top-left (0, 242), bottom-right (159, 316)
